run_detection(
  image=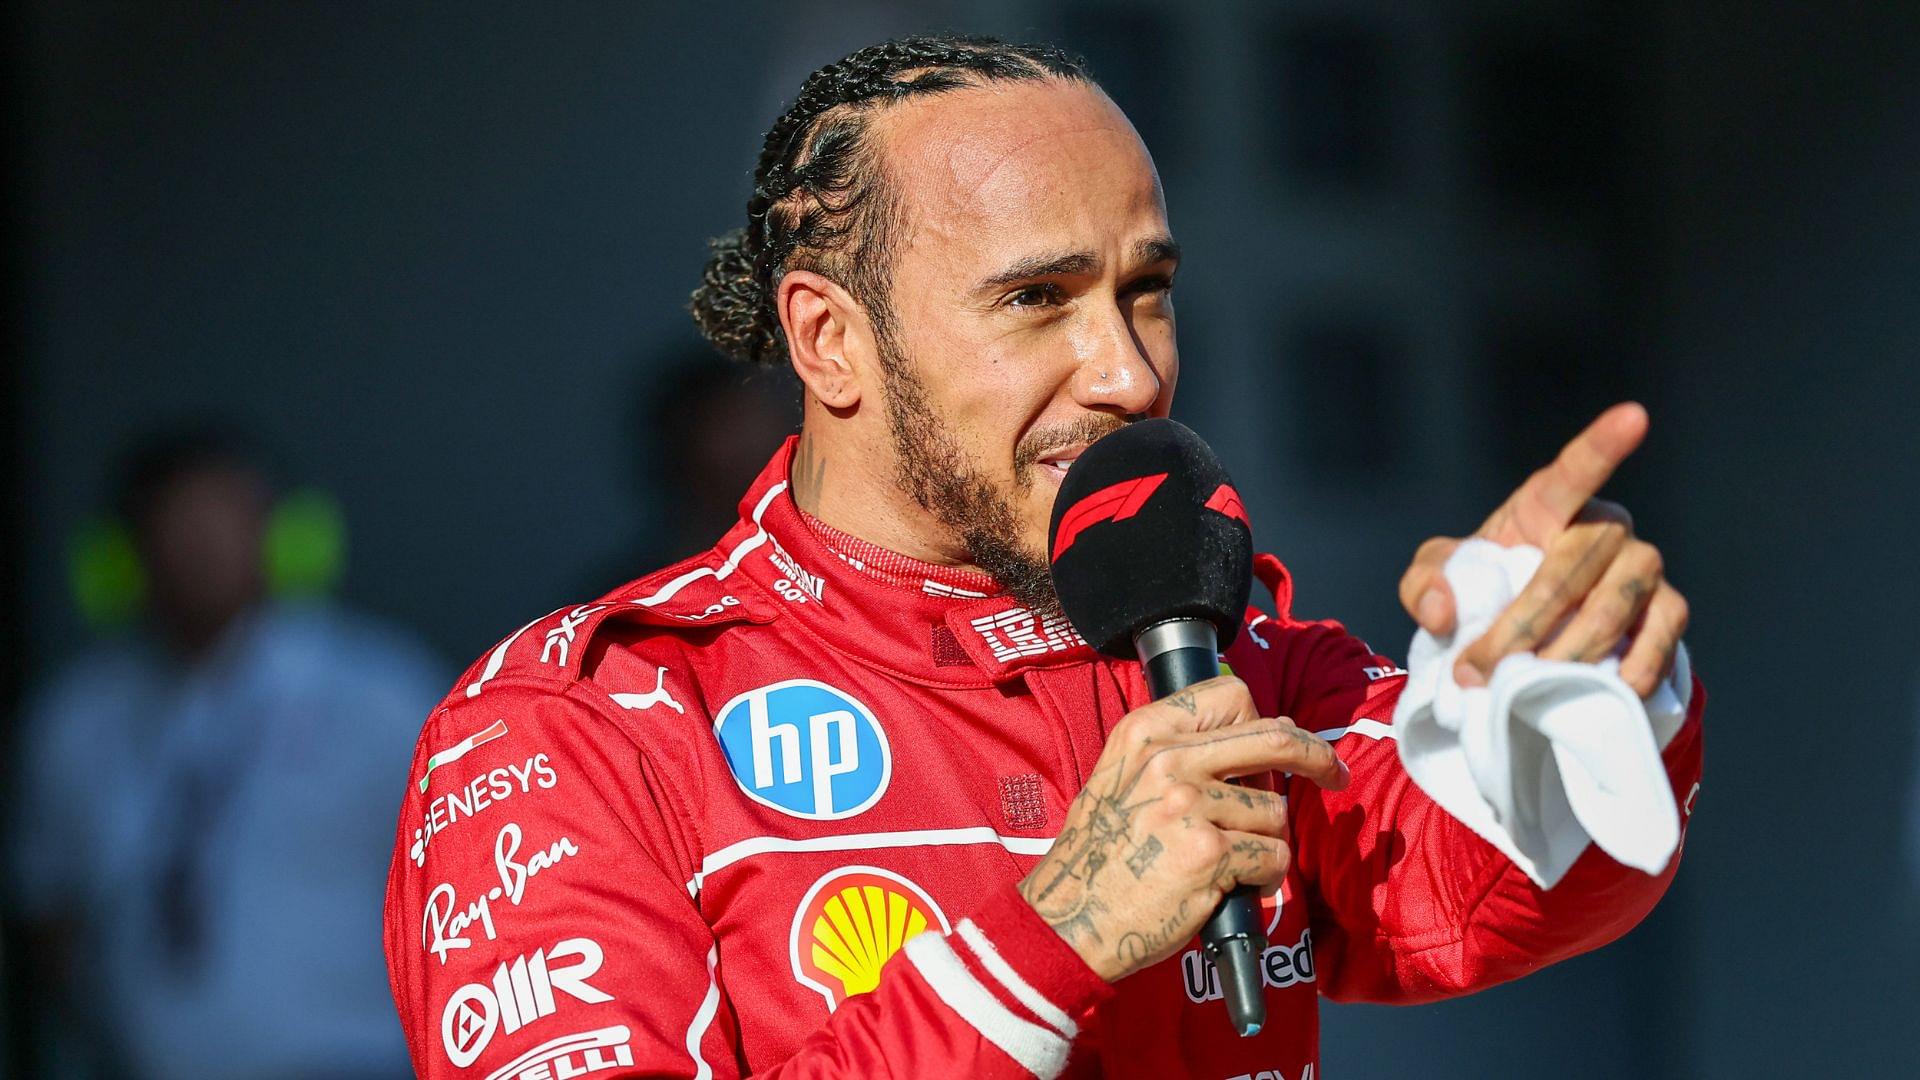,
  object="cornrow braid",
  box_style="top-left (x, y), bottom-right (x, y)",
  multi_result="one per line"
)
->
top-left (690, 35), bottom-right (1091, 366)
